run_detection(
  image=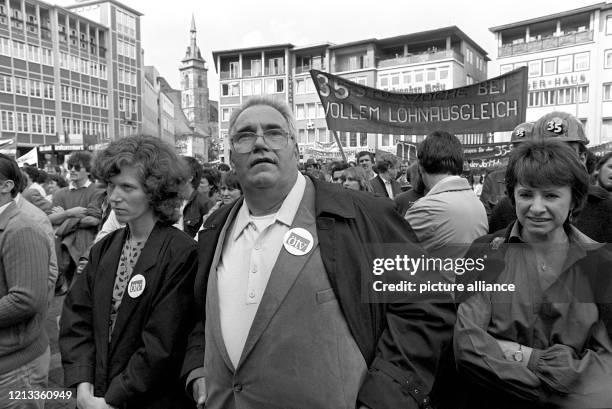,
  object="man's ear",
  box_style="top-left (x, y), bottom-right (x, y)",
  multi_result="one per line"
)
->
top-left (0, 179), bottom-right (15, 194)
